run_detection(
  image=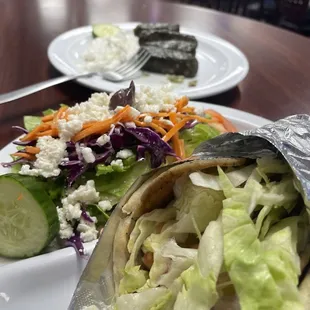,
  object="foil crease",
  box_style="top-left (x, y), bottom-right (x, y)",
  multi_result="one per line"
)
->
top-left (69, 114), bottom-right (310, 309)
